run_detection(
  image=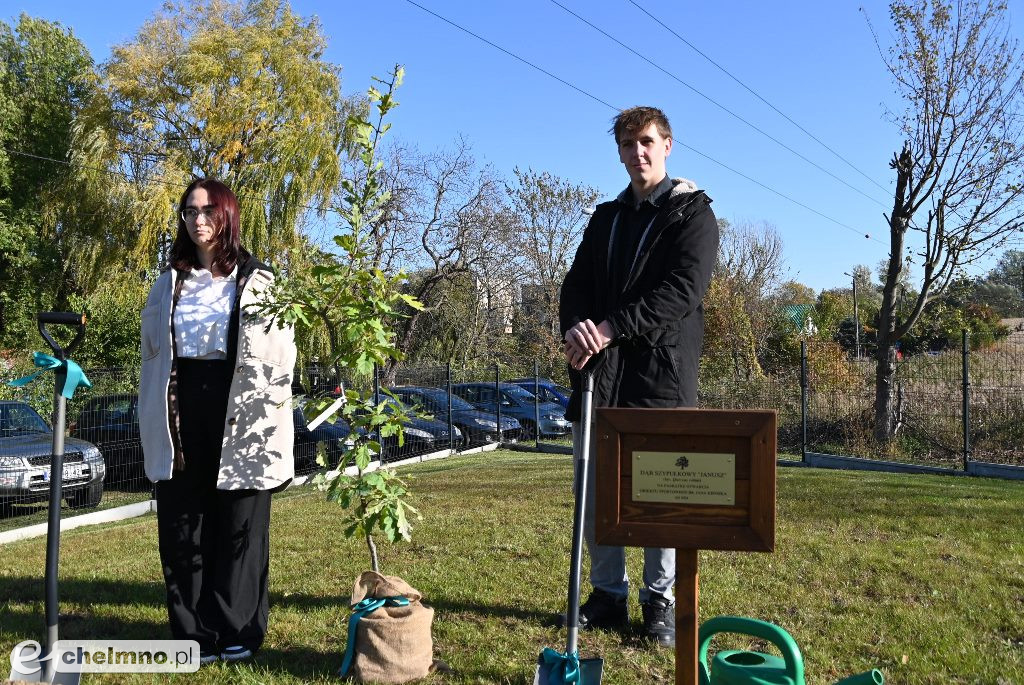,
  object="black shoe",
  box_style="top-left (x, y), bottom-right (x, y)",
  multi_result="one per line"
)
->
top-left (563, 588), bottom-right (628, 630)
top-left (220, 645), bottom-right (253, 662)
top-left (641, 594), bottom-right (675, 647)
